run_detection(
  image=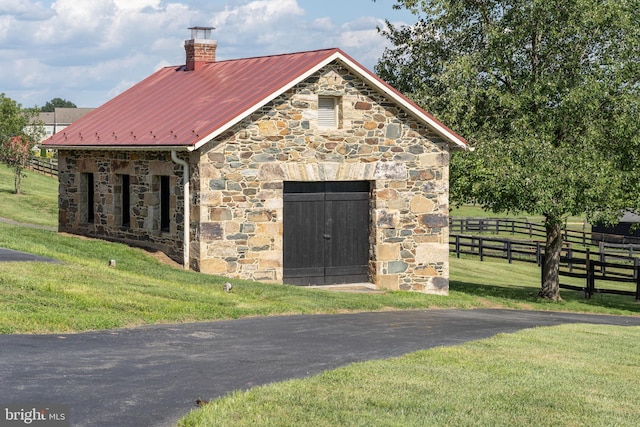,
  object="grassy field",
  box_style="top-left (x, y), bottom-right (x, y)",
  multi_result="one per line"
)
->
top-left (1, 222), bottom-right (639, 334)
top-left (179, 323), bottom-right (640, 426)
top-left (2, 169), bottom-right (640, 426)
top-left (450, 204), bottom-right (587, 224)
top-left (0, 170), bottom-right (638, 333)
top-left (0, 166), bottom-right (58, 227)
